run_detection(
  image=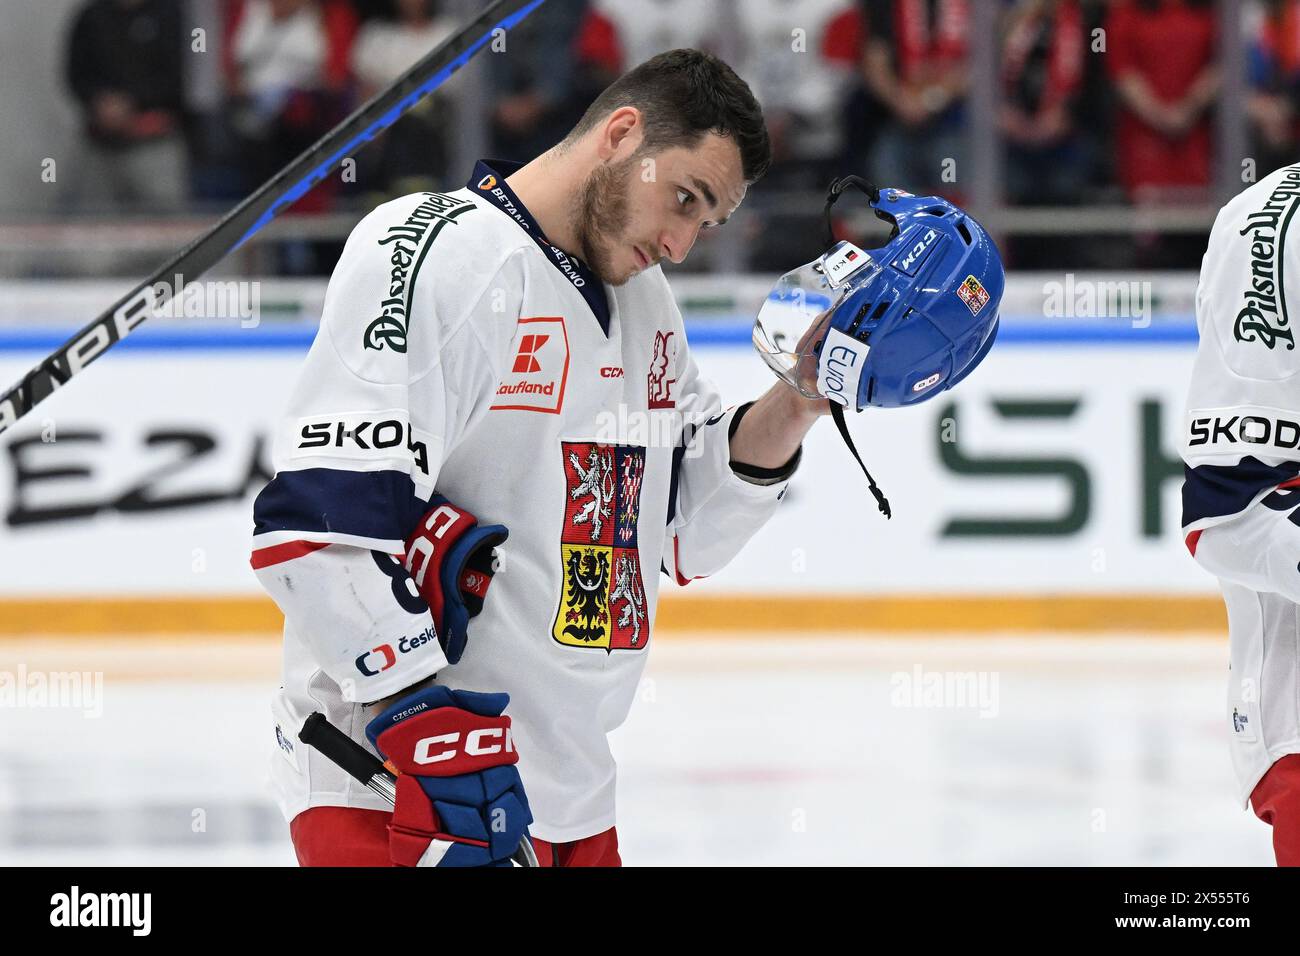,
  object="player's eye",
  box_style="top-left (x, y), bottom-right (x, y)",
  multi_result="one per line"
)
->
top-left (676, 188), bottom-right (693, 208)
